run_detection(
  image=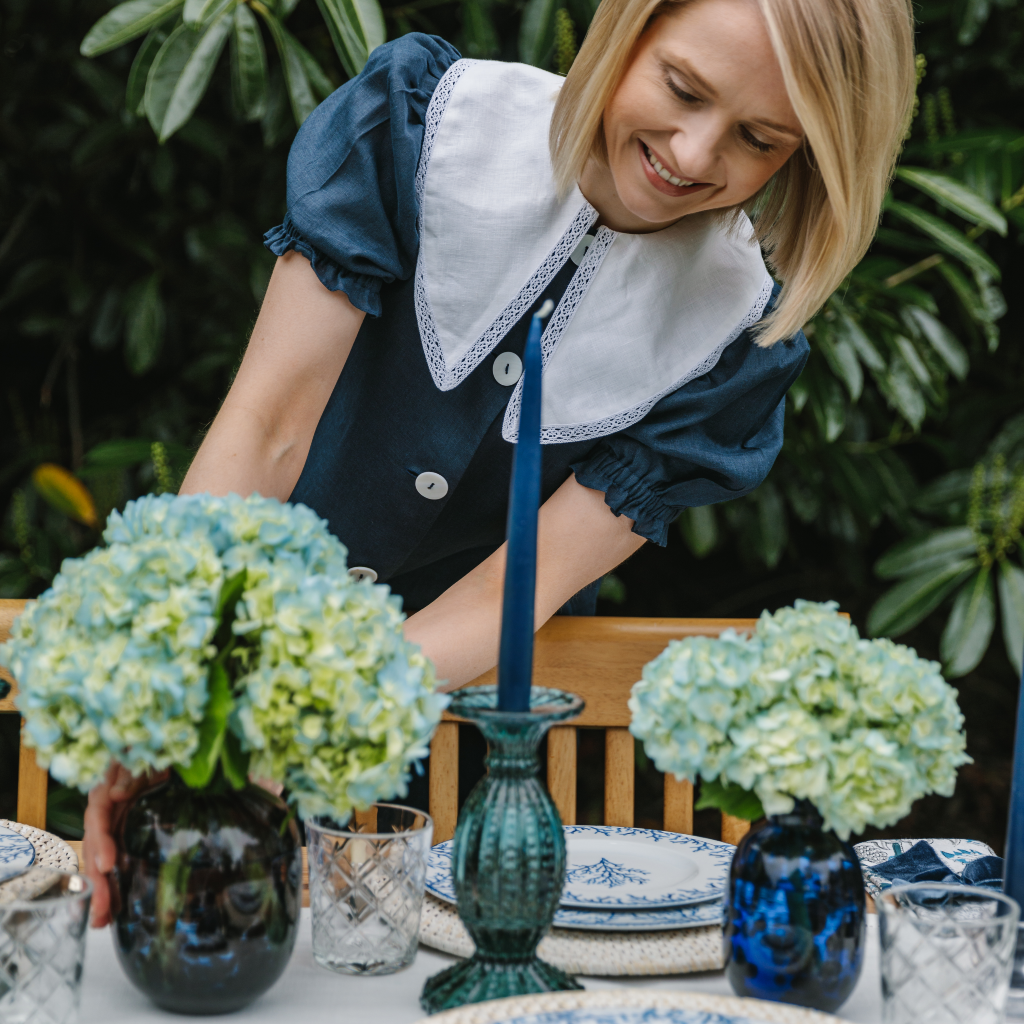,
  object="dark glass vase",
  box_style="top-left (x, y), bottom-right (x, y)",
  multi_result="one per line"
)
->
top-left (421, 686), bottom-right (584, 1013)
top-left (724, 800), bottom-right (866, 1013)
top-left (110, 772), bottom-right (302, 1015)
